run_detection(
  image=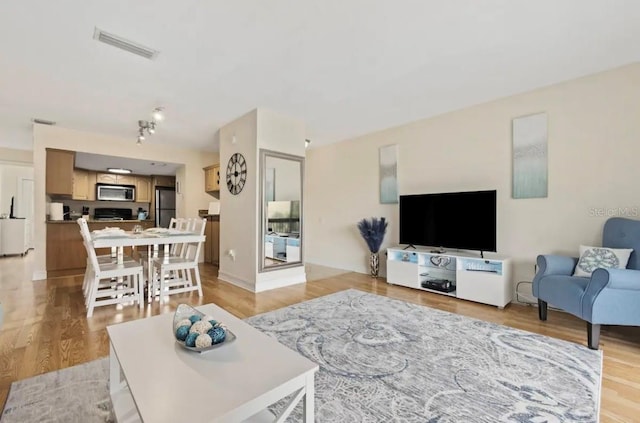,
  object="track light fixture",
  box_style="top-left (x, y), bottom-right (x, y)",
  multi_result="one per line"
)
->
top-left (136, 107), bottom-right (164, 144)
